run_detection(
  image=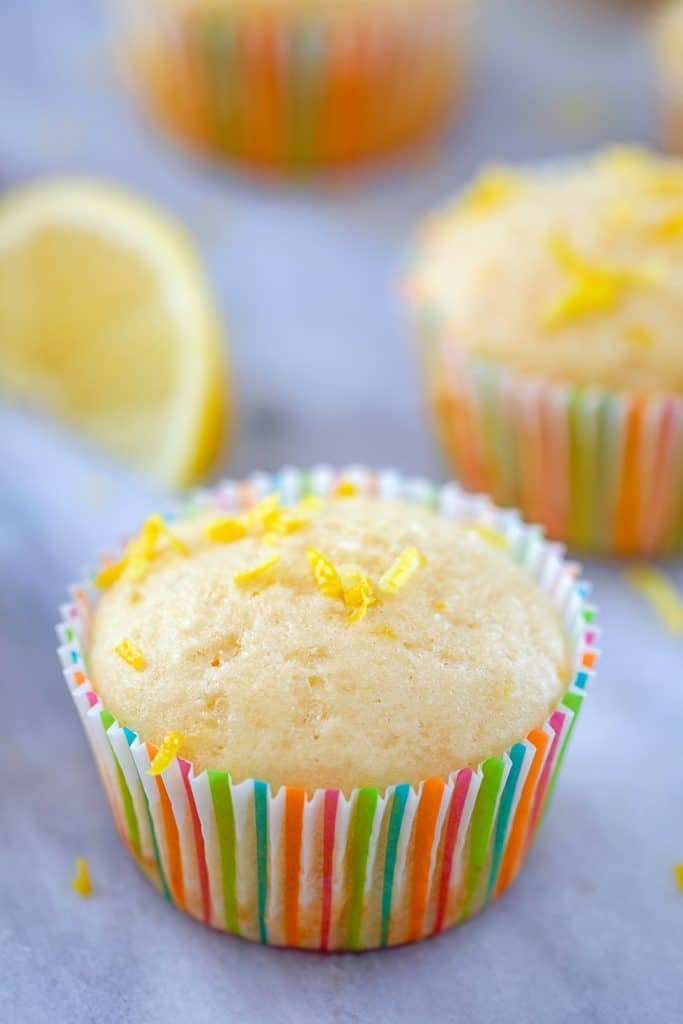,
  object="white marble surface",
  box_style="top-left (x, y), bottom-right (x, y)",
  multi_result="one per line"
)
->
top-left (1, 0), bottom-right (682, 1021)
